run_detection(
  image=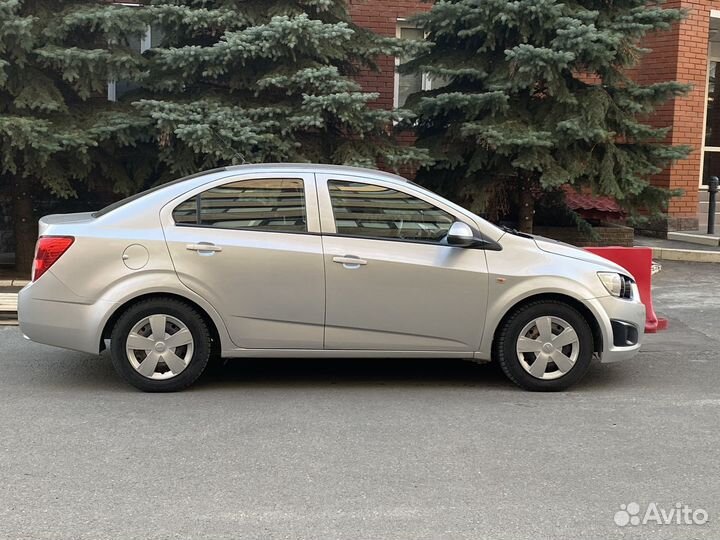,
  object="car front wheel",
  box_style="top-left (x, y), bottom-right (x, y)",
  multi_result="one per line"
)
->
top-left (494, 300), bottom-right (594, 391)
top-left (110, 298), bottom-right (211, 392)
